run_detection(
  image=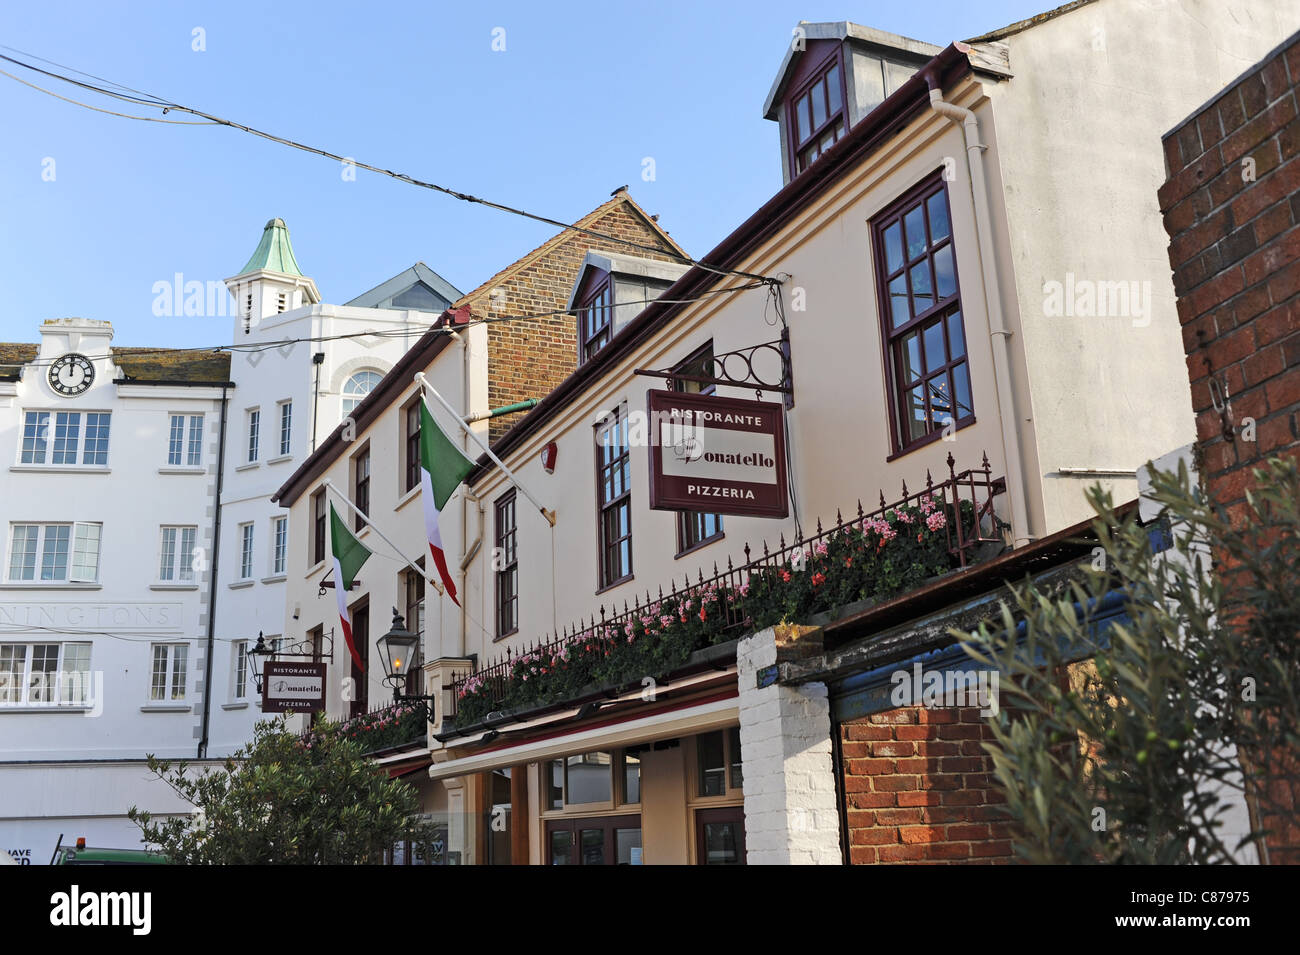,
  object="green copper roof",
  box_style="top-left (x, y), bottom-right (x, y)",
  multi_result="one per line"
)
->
top-left (237, 218), bottom-right (305, 277)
